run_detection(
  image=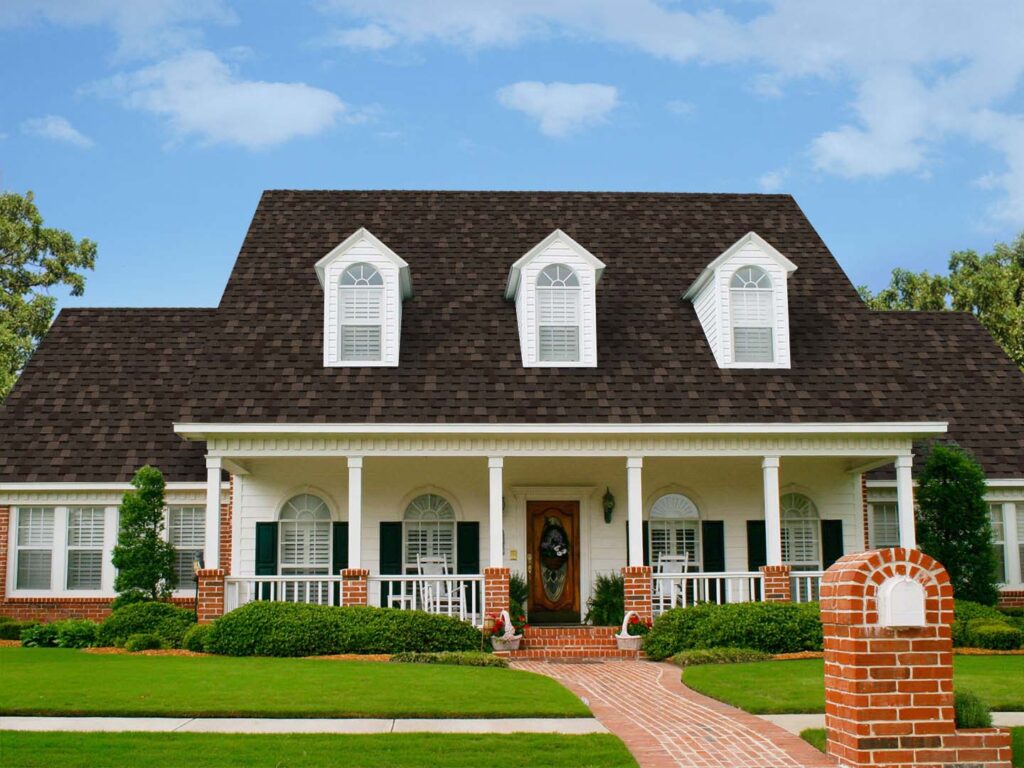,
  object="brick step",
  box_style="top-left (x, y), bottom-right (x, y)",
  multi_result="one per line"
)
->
top-left (497, 648), bottom-right (644, 661)
top-left (520, 626), bottom-right (620, 650)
